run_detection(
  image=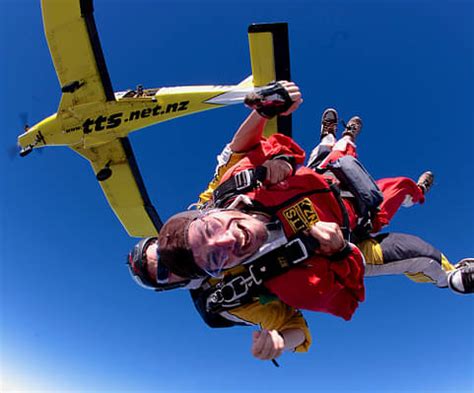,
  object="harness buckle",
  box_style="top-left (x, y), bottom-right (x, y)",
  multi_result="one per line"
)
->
top-left (285, 238), bottom-right (308, 265)
top-left (235, 169), bottom-right (255, 191)
top-left (221, 275), bottom-right (250, 303)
